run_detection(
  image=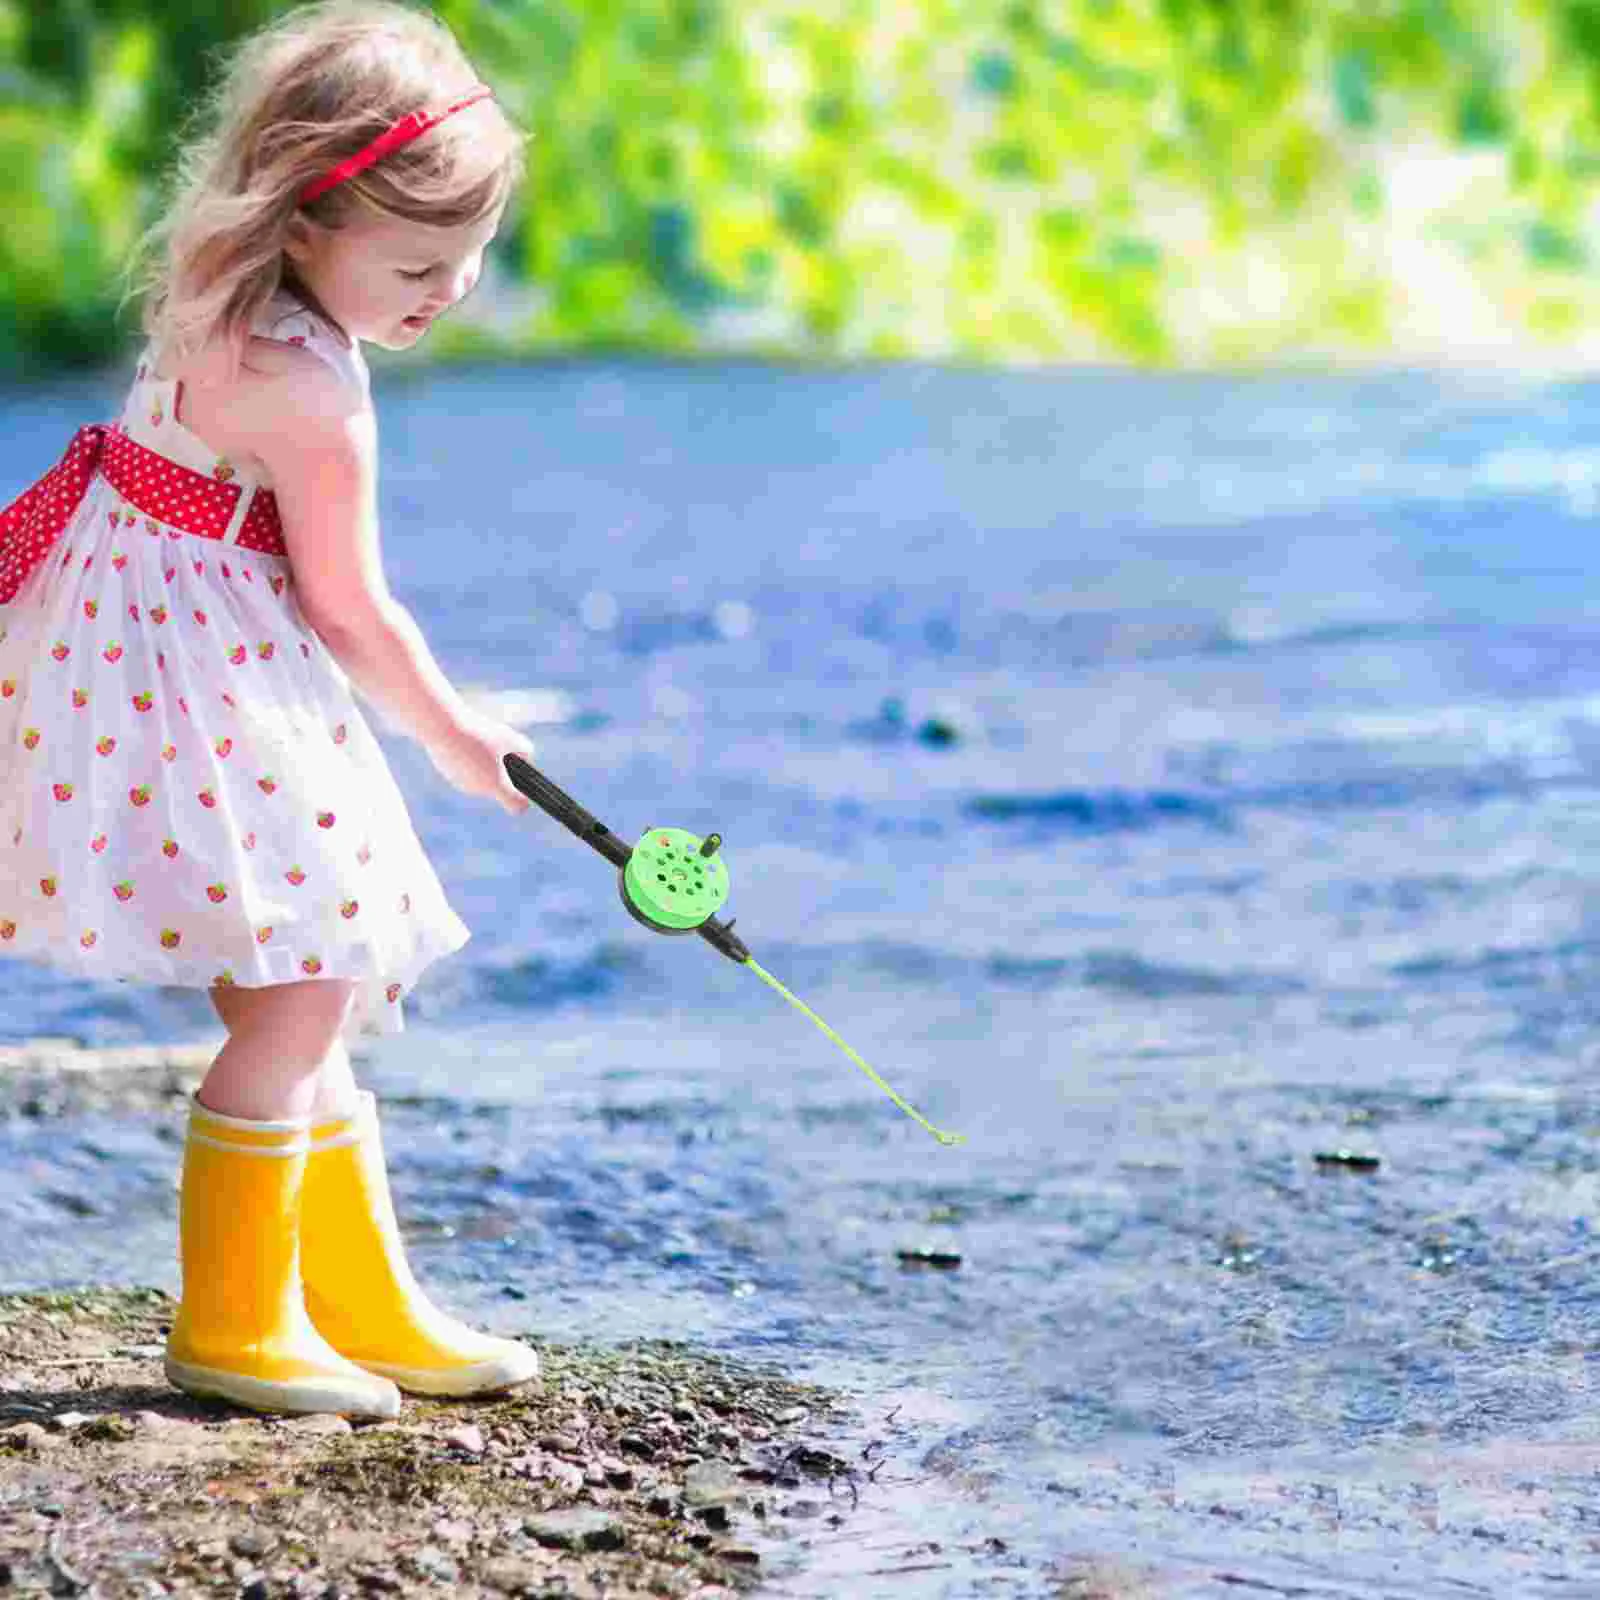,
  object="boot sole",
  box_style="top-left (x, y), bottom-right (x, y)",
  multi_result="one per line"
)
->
top-left (351, 1345), bottom-right (543, 1397)
top-left (164, 1355), bottom-right (401, 1419)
